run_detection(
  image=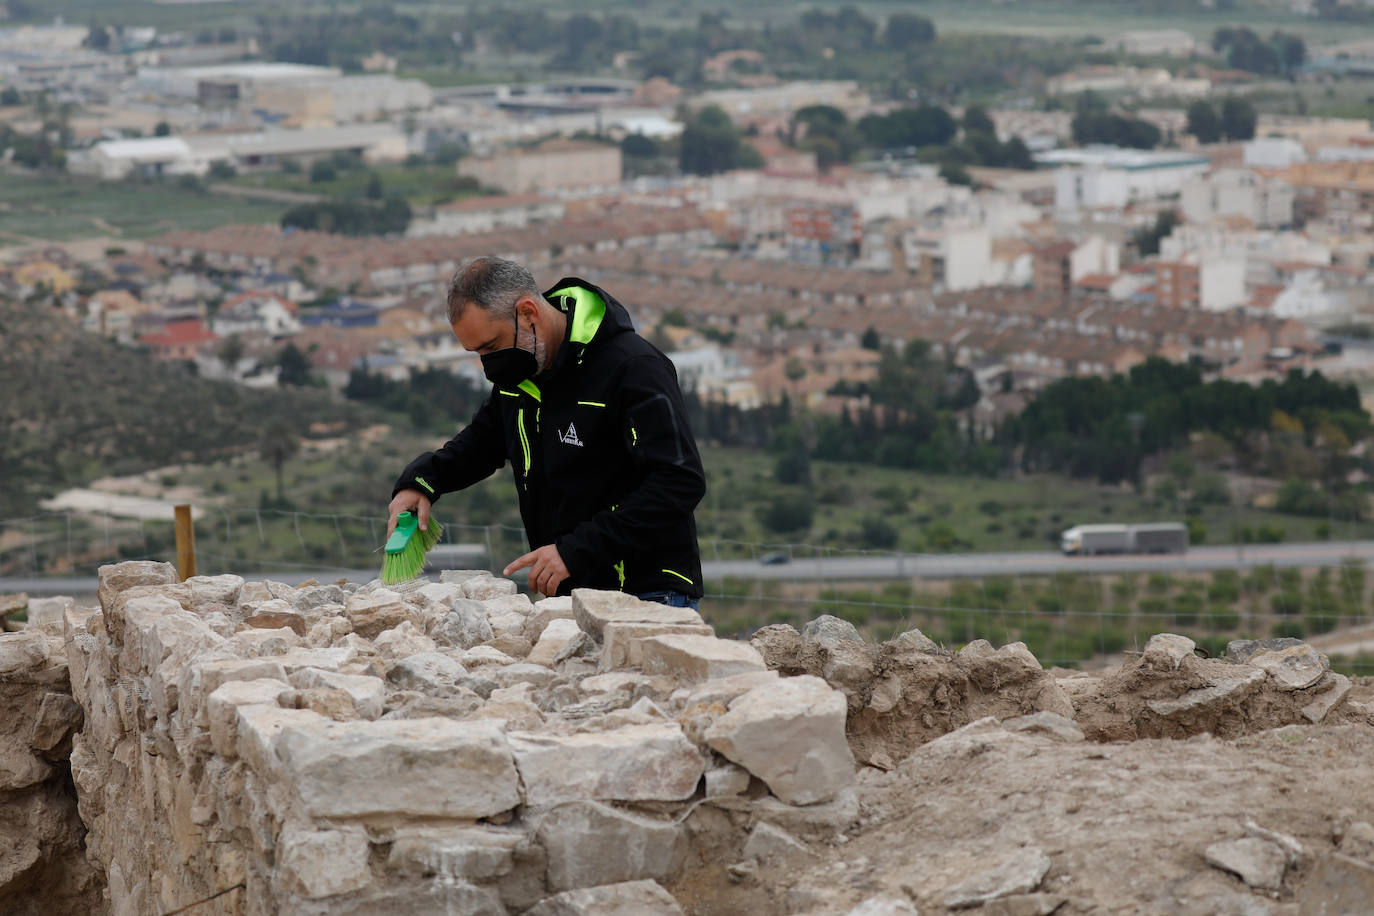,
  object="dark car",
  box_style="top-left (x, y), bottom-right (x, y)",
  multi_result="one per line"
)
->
top-left (759, 552), bottom-right (790, 565)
